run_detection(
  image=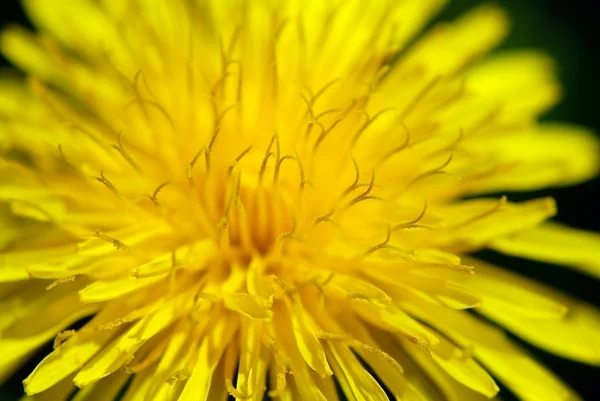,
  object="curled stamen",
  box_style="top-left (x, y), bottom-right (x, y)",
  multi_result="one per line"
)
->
top-left (273, 155), bottom-right (296, 184)
top-left (310, 77), bottom-right (340, 106)
top-left (351, 107), bottom-right (397, 147)
top-left (299, 93), bottom-right (314, 119)
top-left (134, 70), bottom-right (158, 102)
top-left (228, 146), bottom-right (253, 176)
top-left (364, 225), bottom-right (392, 256)
top-left (313, 107), bottom-right (344, 121)
top-left (312, 115), bottom-right (348, 153)
top-left (313, 210), bottom-right (335, 227)
top-left (273, 131), bottom-right (281, 162)
top-left (211, 72), bottom-right (234, 97)
top-left (449, 128), bottom-right (465, 152)
top-left (432, 128), bottom-right (465, 158)
top-left (125, 98), bottom-right (176, 129)
top-left (187, 148), bottom-right (204, 186)
top-left (205, 104), bottom-right (238, 172)
top-left (379, 122), bottom-right (411, 165)
top-left (148, 180), bottom-right (172, 207)
top-left (214, 104), bottom-right (238, 134)
top-left (392, 201), bottom-right (428, 231)
top-left (304, 118), bottom-right (326, 141)
top-left (342, 157), bottom-right (360, 197)
top-left (111, 132), bottom-right (141, 172)
top-left (294, 150), bottom-right (306, 191)
top-left (290, 271), bottom-right (335, 308)
top-left (408, 154), bottom-right (454, 187)
top-left (346, 170), bottom-right (377, 209)
top-left (258, 152), bottom-right (275, 185)
top-left (95, 170), bottom-right (119, 196)
top-left (219, 172), bottom-right (242, 230)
